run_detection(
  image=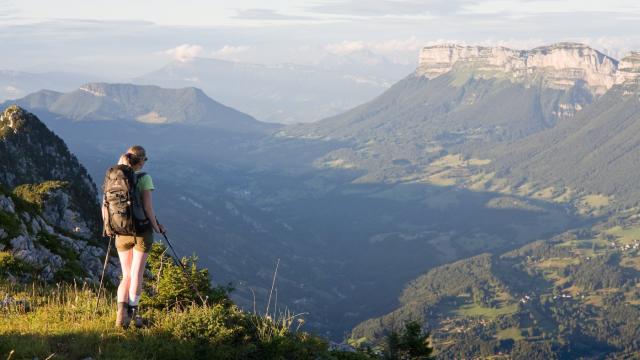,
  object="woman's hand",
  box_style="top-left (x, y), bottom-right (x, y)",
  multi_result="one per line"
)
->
top-left (158, 223), bottom-right (167, 235)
